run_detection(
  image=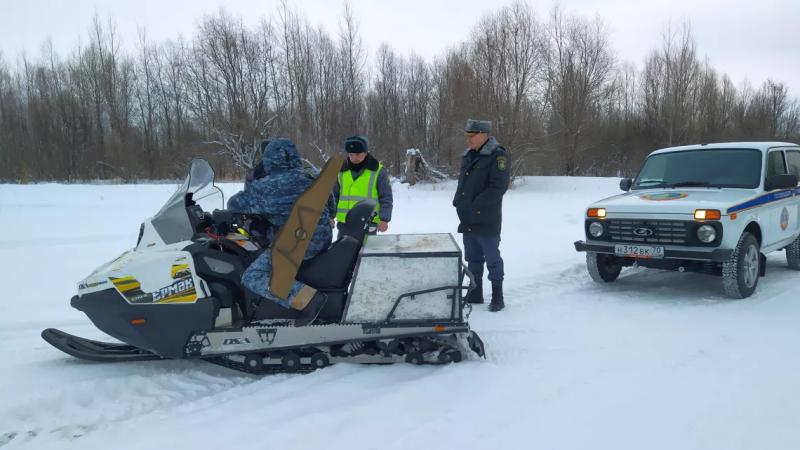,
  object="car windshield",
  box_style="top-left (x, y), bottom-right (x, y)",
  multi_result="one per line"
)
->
top-left (632, 149), bottom-right (762, 190)
top-left (148, 159), bottom-right (224, 245)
